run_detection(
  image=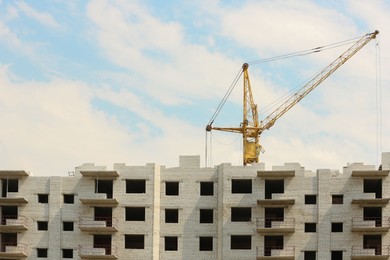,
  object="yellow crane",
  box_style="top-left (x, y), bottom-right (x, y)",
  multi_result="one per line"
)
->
top-left (206, 30), bottom-right (379, 166)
